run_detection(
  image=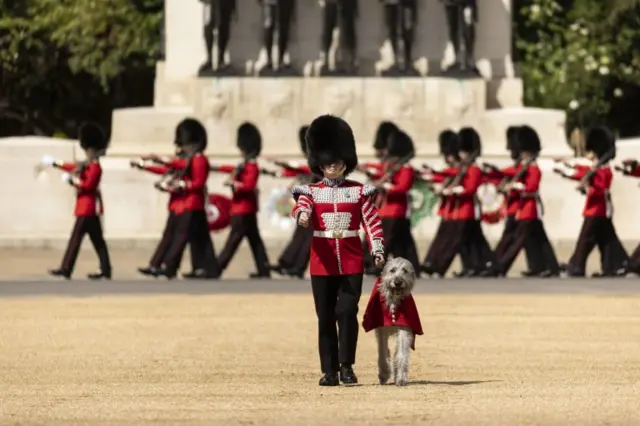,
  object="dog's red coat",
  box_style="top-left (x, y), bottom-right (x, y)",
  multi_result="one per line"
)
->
top-left (362, 278), bottom-right (424, 350)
